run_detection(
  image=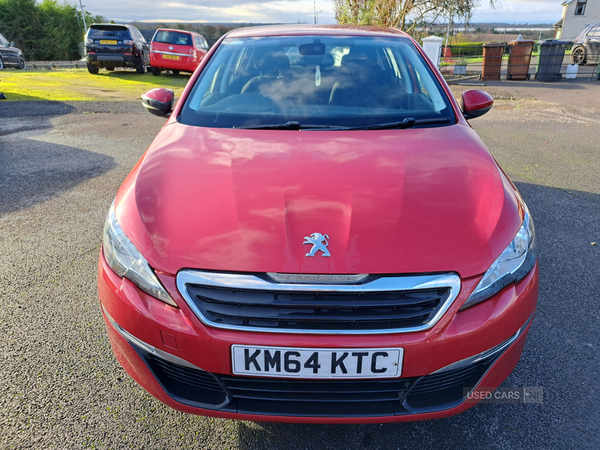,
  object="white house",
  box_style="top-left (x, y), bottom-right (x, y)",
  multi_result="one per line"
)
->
top-left (554, 0), bottom-right (600, 40)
